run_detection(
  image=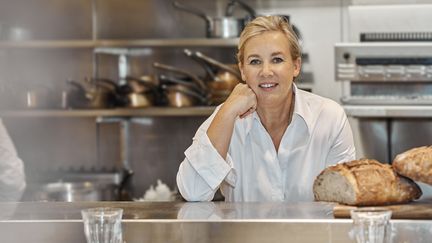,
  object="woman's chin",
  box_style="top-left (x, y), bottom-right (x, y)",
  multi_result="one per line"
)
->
top-left (257, 95), bottom-right (282, 107)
